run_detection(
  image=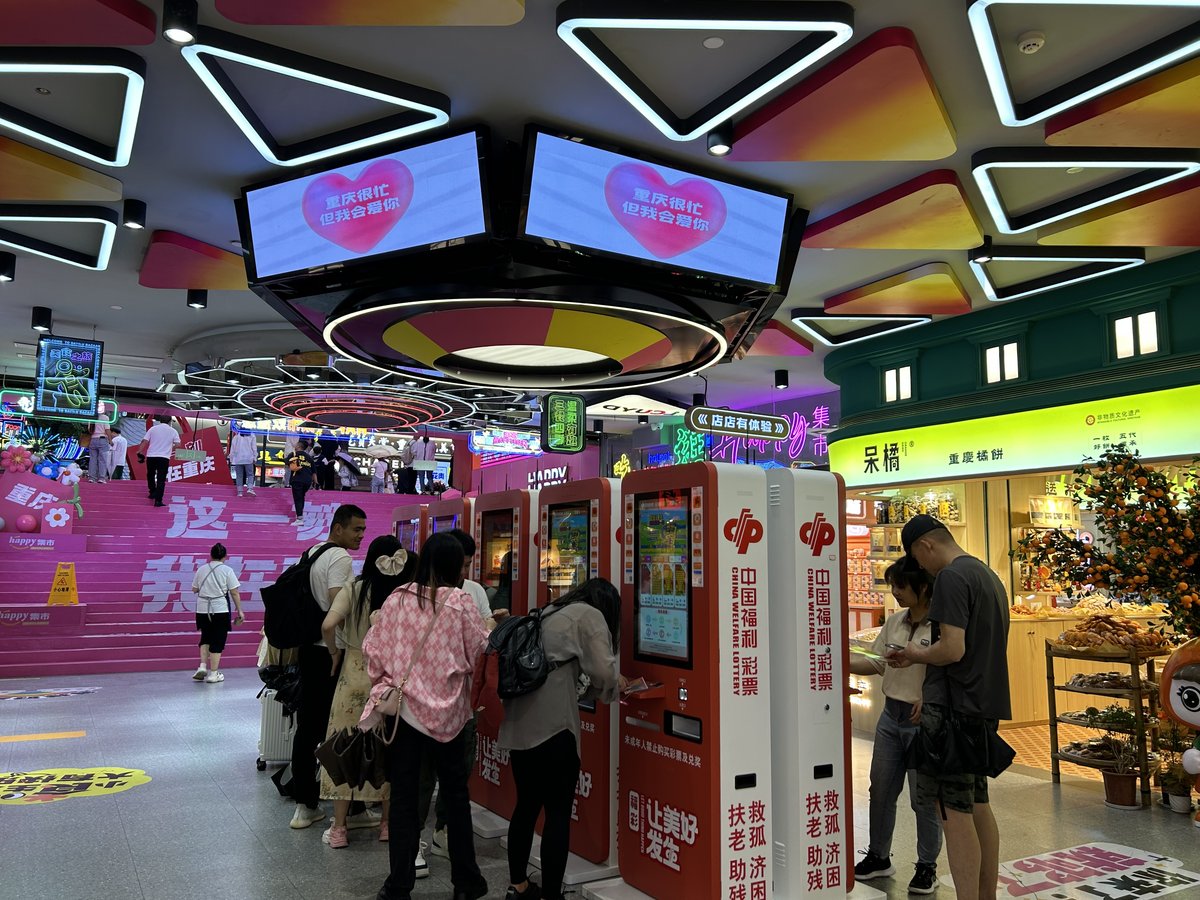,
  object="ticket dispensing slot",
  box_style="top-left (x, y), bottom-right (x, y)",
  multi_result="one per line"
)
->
top-left (665, 712), bottom-right (701, 743)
